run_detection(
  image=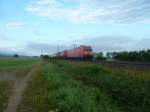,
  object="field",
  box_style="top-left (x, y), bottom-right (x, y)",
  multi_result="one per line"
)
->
top-left (0, 57), bottom-right (38, 71)
top-left (0, 81), bottom-right (12, 112)
top-left (0, 58), bottom-right (150, 112)
top-left (18, 59), bottom-right (150, 112)
top-left (0, 57), bottom-right (38, 112)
